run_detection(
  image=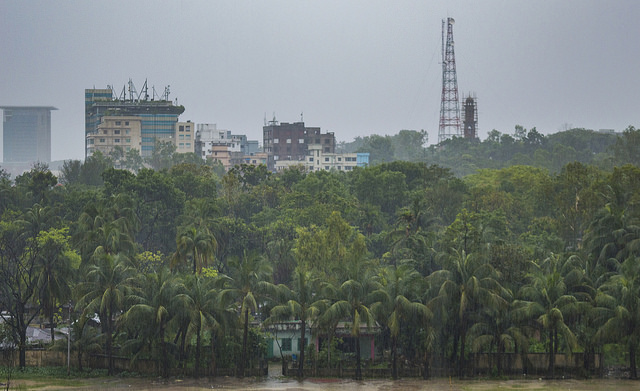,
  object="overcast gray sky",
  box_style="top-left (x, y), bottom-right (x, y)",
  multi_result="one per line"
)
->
top-left (1, 0), bottom-right (639, 161)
